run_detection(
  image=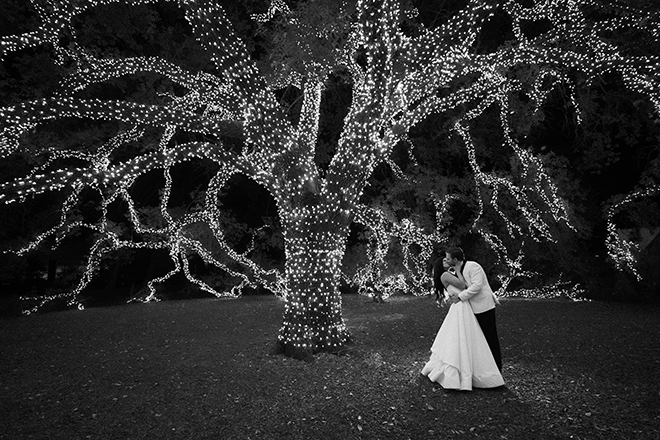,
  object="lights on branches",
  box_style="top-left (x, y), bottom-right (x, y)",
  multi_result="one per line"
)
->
top-left (605, 186), bottom-right (660, 281)
top-left (0, 0), bottom-right (658, 353)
